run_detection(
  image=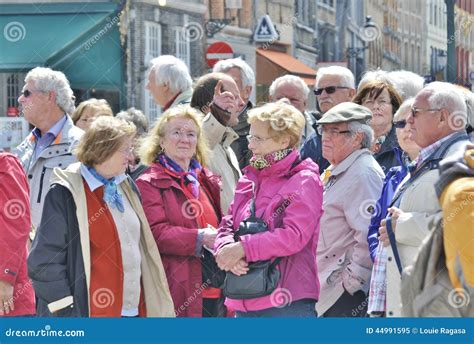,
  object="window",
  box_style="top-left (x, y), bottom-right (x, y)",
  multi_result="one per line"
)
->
top-left (175, 29), bottom-right (190, 69)
top-left (7, 74), bottom-right (20, 108)
top-left (144, 20), bottom-right (162, 122)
